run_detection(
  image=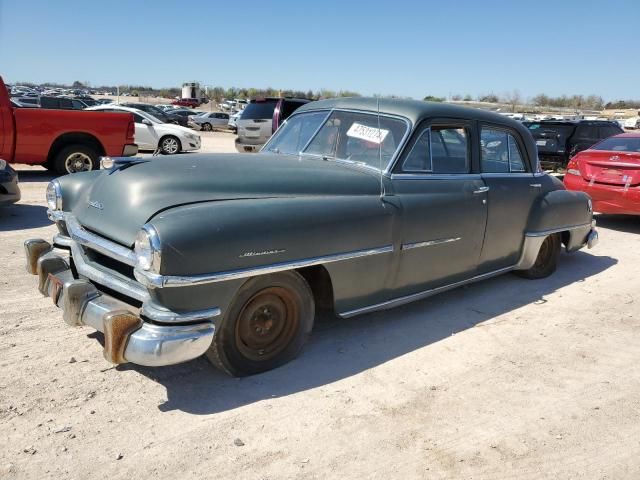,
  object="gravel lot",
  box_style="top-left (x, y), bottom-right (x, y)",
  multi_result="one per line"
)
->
top-left (1, 132), bottom-right (639, 479)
